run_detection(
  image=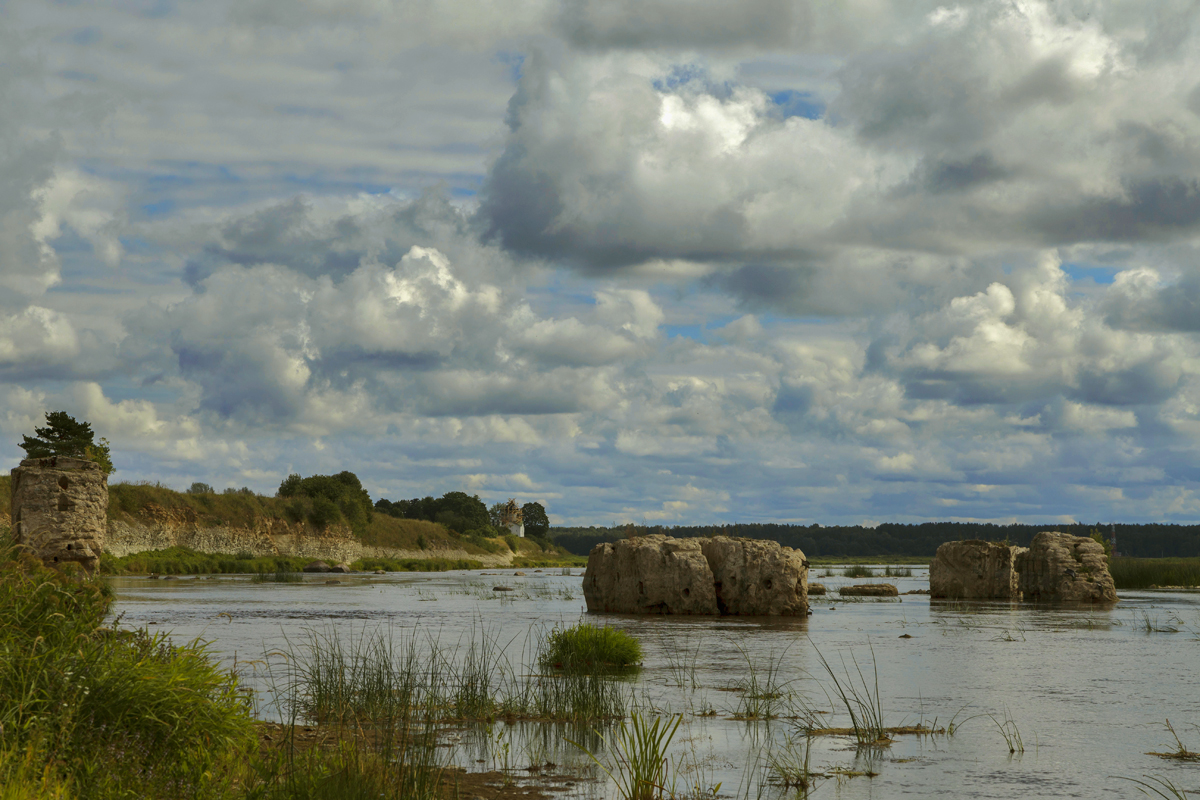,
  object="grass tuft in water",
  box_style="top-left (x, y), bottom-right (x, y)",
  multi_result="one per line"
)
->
top-left (571, 713), bottom-right (682, 800)
top-left (842, 565), bottom-right (875, 578)
top-left (732, 643), bottom-right (796, 721)
top-left (768, 733), bottom-right (818, 791)
top-left (990, 707), bottom-right (1025, 754)
top-left (252, 569), bottom-right (303, 583)
top-left (538, 622), bottom-right (643, 675)
top-left (813, 643), bottom-right (888, 746)
top-left (1147, 720), bottom-right (1200, 762)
